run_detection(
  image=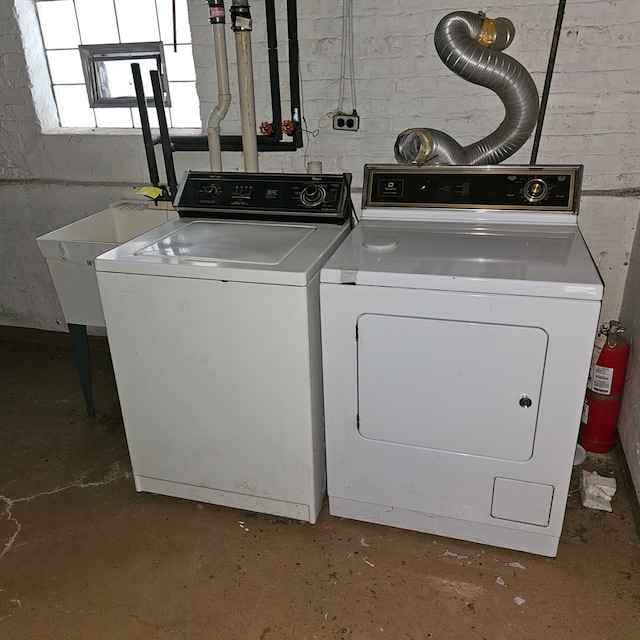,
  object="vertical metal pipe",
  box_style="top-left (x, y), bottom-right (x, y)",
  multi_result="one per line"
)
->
top-left (530, 0), bottom-right (567, 165)
top-left (265, 0), bottom-right (283, 138)
top-left (287, 0), bottom-right (303, 148)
